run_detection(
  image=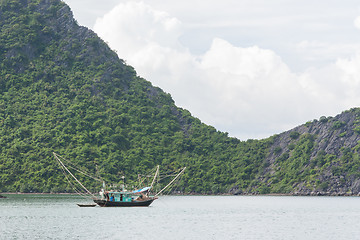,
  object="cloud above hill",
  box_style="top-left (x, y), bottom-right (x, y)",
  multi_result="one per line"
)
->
top-left (94, 2), bottom-right (360, 139)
